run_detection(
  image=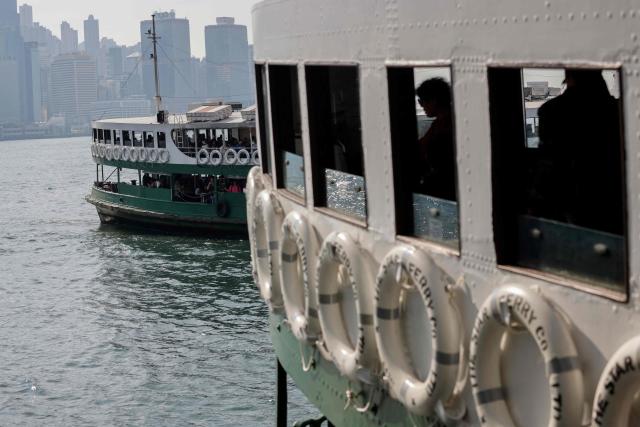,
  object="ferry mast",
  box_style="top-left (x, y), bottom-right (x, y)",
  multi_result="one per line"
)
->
top-left (147, 14), bottom-right (162, 118)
